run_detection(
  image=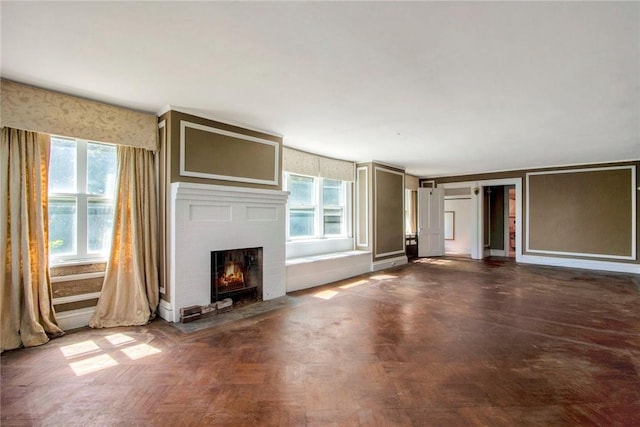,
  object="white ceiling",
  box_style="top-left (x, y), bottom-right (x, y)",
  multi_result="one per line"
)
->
top-left (1, 1), bottom-right (638, 177)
